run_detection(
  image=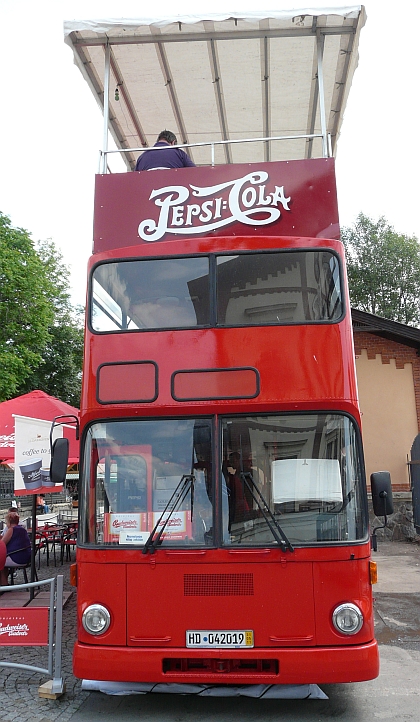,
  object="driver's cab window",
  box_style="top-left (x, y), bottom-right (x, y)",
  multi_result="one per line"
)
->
top-left (86, 419), bottom-right (213, 547)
